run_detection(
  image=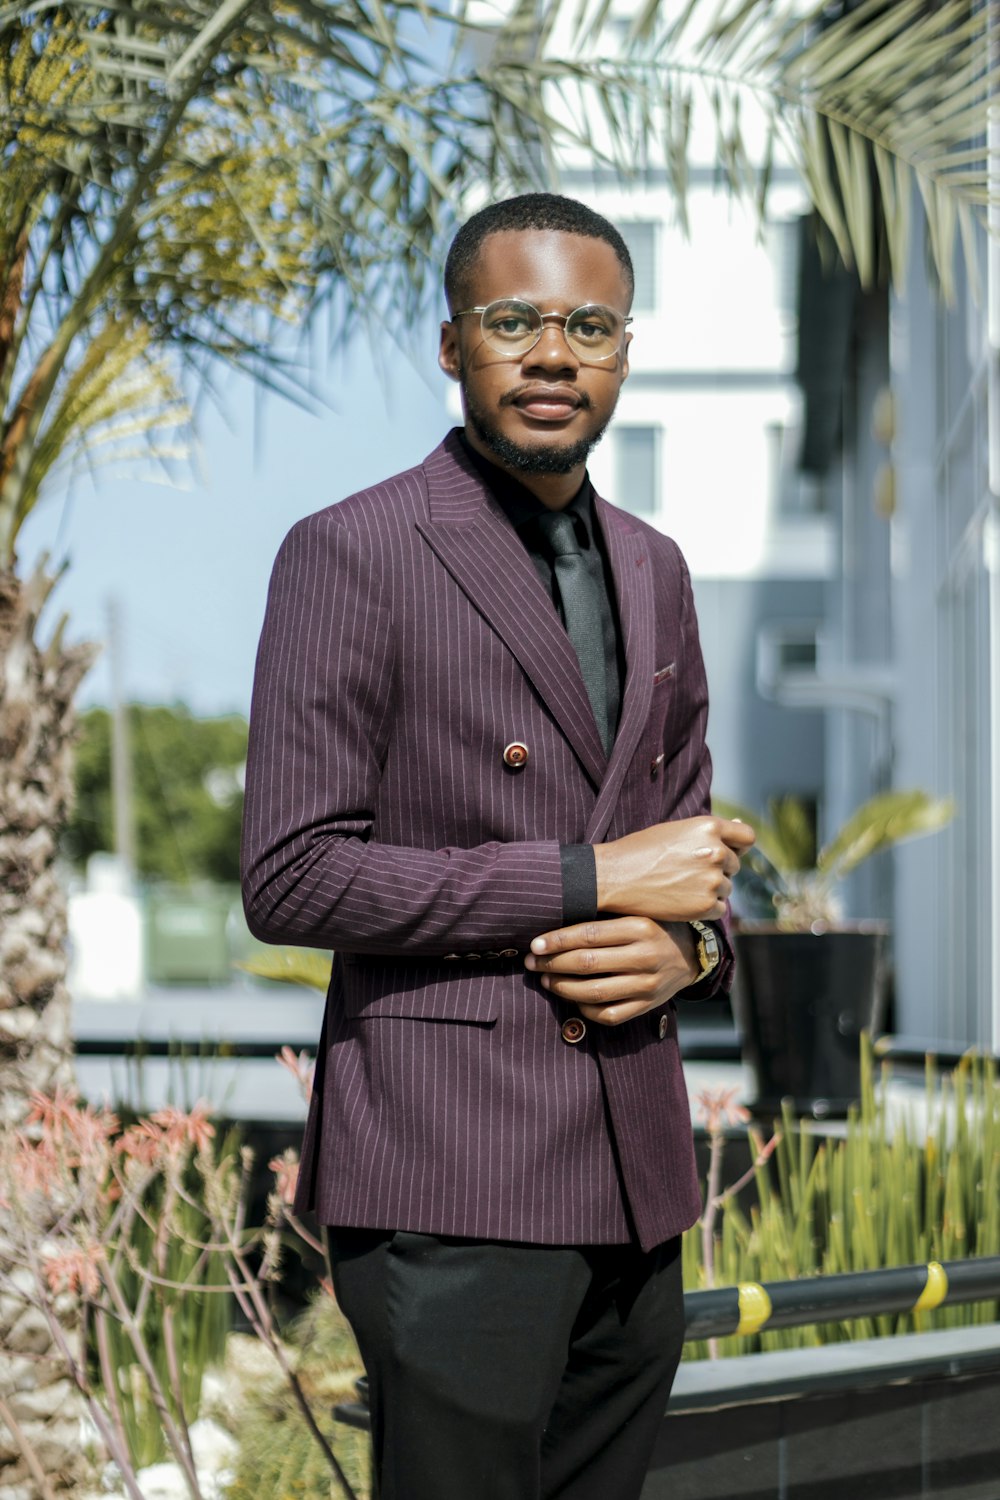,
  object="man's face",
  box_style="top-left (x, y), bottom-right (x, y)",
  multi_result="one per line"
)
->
top-left (439, 228), bottom-right (631, 477)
